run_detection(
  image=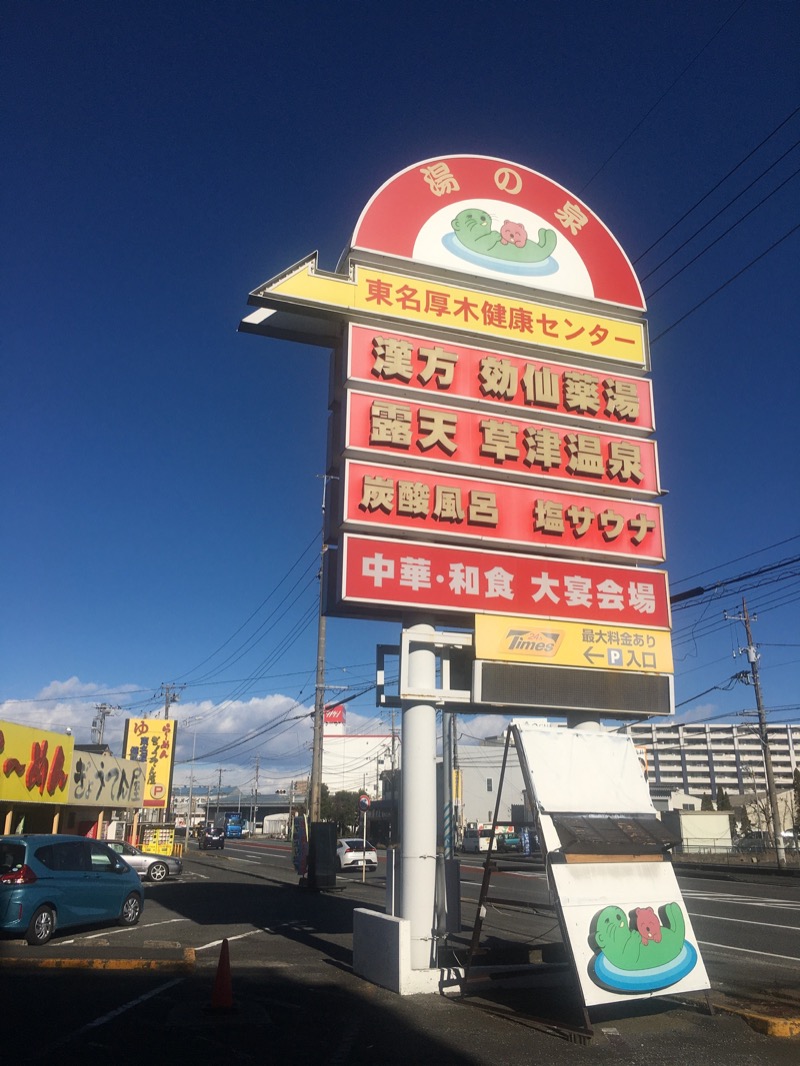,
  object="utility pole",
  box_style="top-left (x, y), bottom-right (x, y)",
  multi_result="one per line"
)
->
top-left (185, 725), bottom-right (197, 848)
top-left (91, 703), bottom-right (119, 746)
top-left (160, 683), bottom-right (184, 718)
top-left (252, 755), bottom-right (260, 834)
top-left (309, 474), bottom-right (336, 823)
top-left (731, 598), bottom-right (786, 866)
top-left (214, 768), bottom-right (224, 825)
top-left (453, 717), bottom-right (463, 847)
